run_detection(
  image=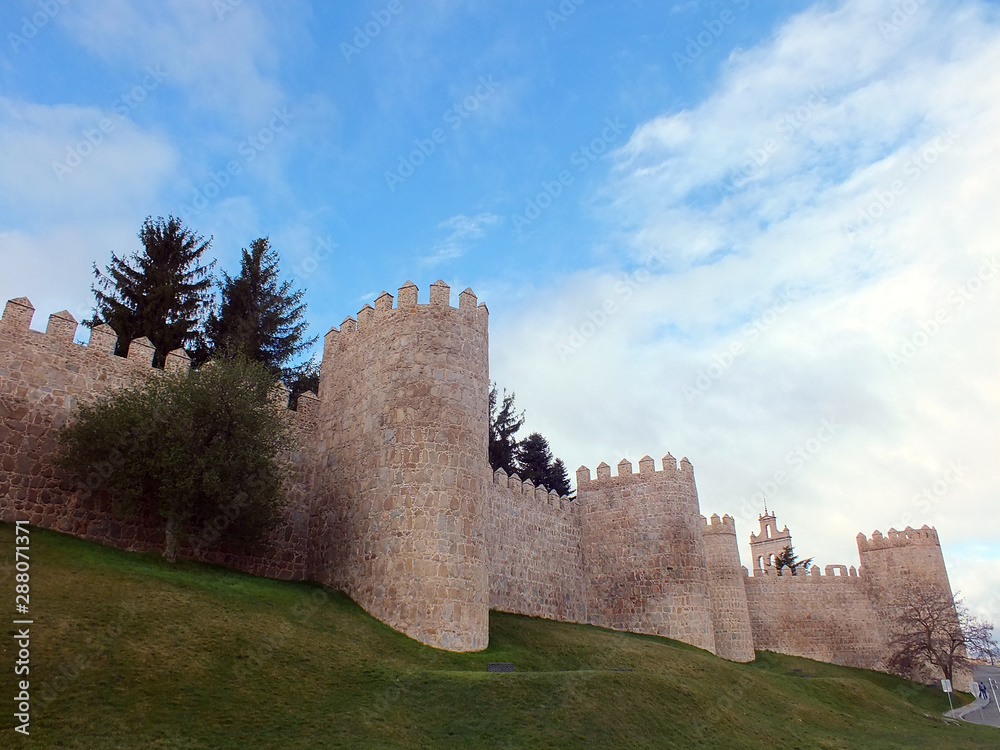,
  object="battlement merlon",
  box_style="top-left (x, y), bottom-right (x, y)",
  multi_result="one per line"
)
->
top-left (856, 525), bottom-right (940, 552)
top-left (321, 281), bottom-right (488, 358)
top-left (575, 453), bottom-right (695, 488)
top-left (702, 513), bottom-right (737, 534)
top-left (0, 297), bottom-right (35, 331)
